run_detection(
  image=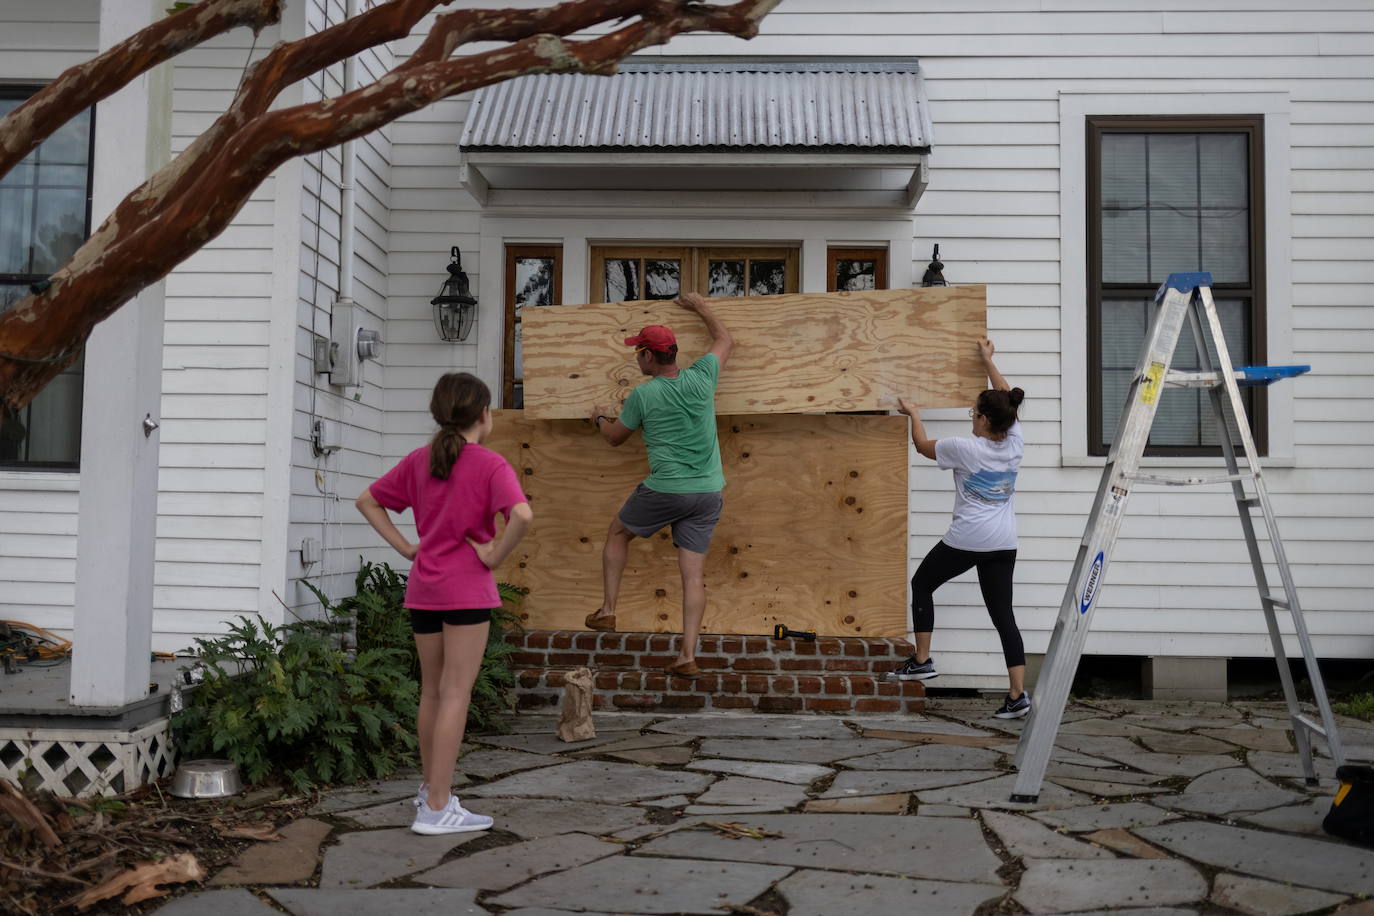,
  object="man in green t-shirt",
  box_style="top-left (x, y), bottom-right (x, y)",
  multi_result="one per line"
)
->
top-left (585, 292), bottom-right (732, 678)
